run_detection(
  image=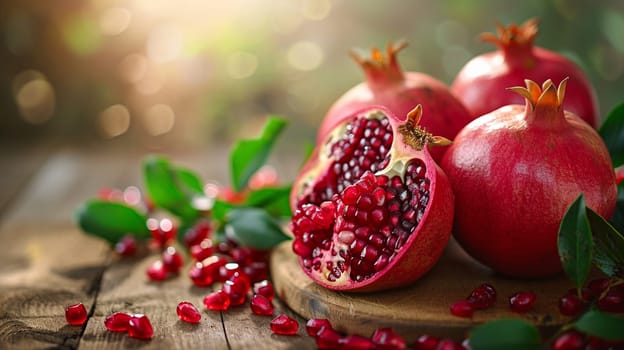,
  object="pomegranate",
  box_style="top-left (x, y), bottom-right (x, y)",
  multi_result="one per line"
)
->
top-left (452, 19), bottom-right (599, 127)
top-left (317, 41), bottom-right (473, 162)
top-left (290, 105), bottom-right (454, 292)
top-left (441, 78), bottom-right (617, 277)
